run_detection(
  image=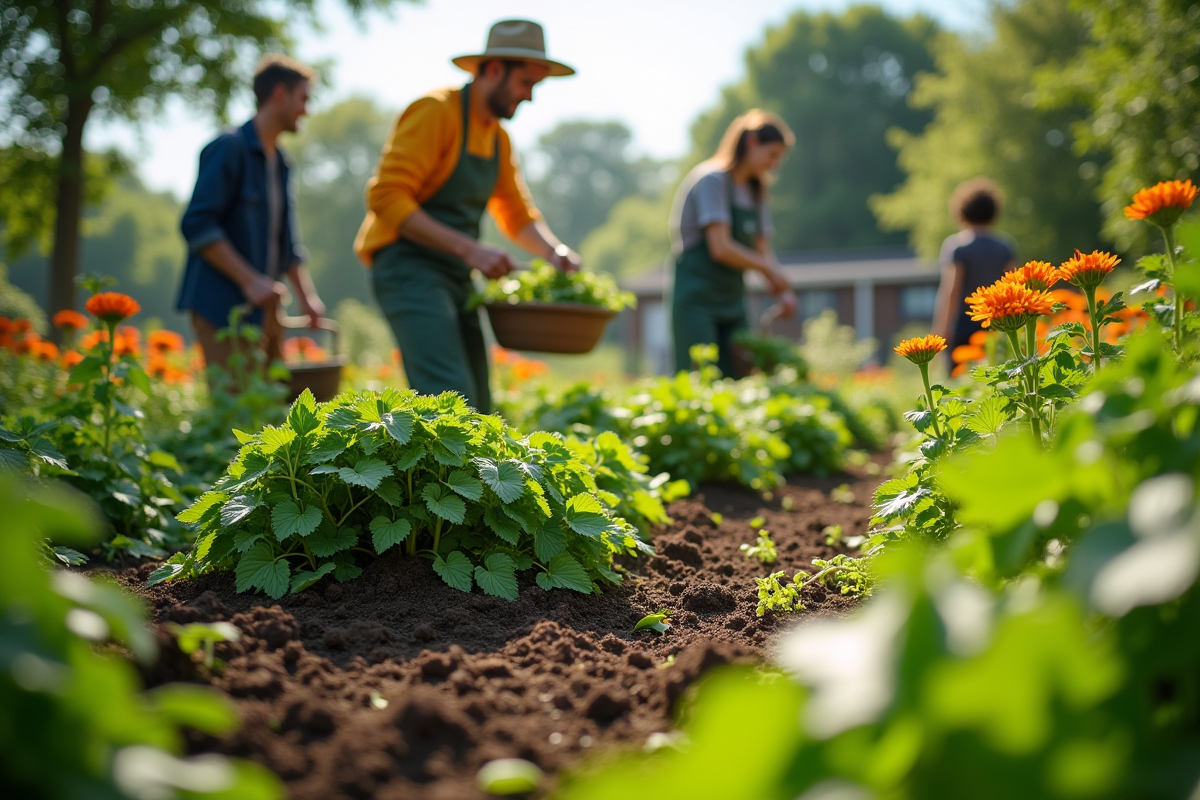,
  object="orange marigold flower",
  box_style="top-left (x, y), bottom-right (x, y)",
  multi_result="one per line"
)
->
top-left (80, 329), bottom-right (108, 351)
top-left (148, 329), bottom-right (185, 354)
top-left (33, 341), bottom-right (60, 362)
top-left (85, 291), bottom-right (141, 324)
top-left (61, 349), bottom-right (84, 370)
top-left (1124, 179), bottom-right (1197, 227)
top-left (0, 317), bottom-right (10, 334)
top-left (966, 281), bottom-right (1055, 332)
top-left (12, 318), bottom-right (32, 334)
top-left (967, 330), bottom-right (989, 347)
top-left (1058, 249), bottom-right (1120, 290)
top-left (114, 327), bottom-right (141, 357)
top-left (1004, 261), bottom-right (1060, 292)
top-left (951, 344), bottom-right (985, 365)
top-left (52, 309), bottom-right (89, 330)
top-left (283, 336), bottom-right (327, 363)
top-left (893, 334), bottom-right (947, 365)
